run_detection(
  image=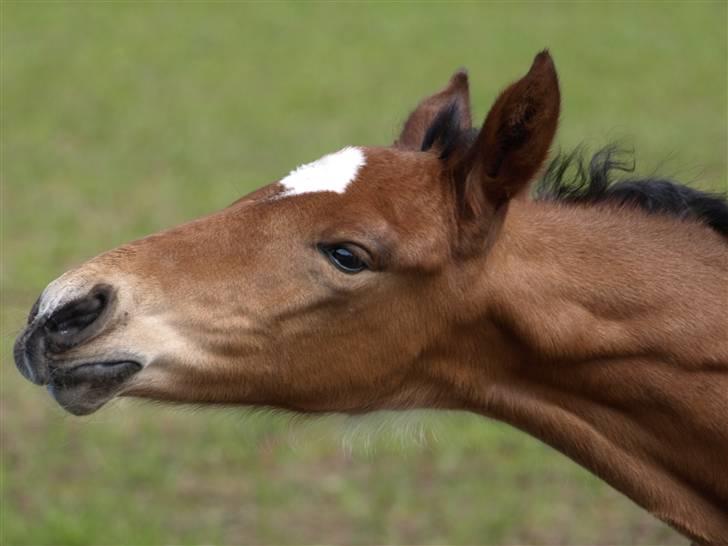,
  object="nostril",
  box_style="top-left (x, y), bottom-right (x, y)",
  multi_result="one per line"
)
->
top-left (44, 285), bottom-right (113, 349)
top-left (46, 294), bottom-right (105, 334)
